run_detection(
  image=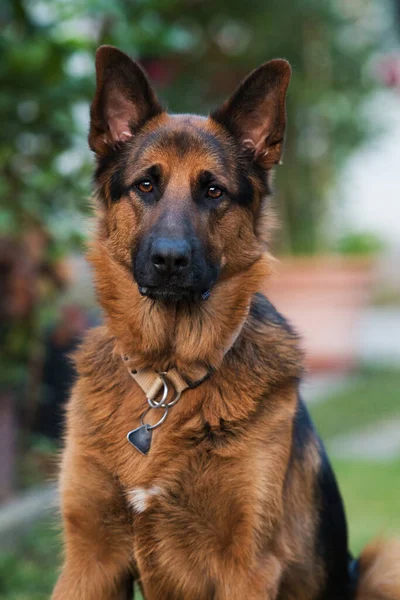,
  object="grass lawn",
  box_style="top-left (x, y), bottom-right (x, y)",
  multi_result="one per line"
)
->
top-left (0, 519), bottom-right (145, 600)
top-left (0, 518), bottom-right (60, 600)
top-left (308, 367), bottom-right (400, 556)
top-left (332, 458), bottom-right (400, 554)
top-left (0, 367), bottom-right (399, 599)
top-left (309, 367), bottom-right (400, 440)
